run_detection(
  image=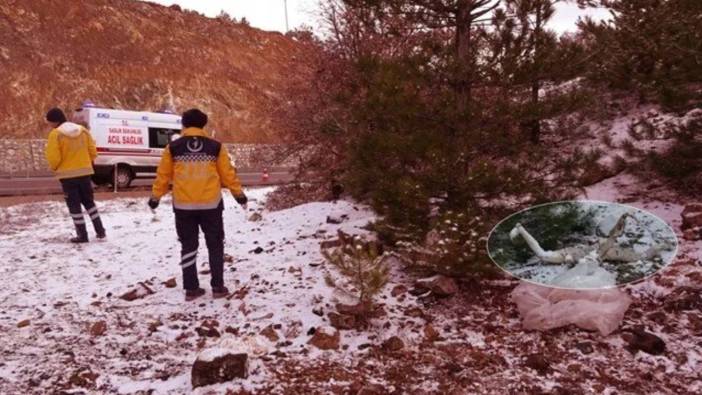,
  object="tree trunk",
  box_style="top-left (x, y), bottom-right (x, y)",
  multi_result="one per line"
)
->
top-left (529, 4), bottom-right (543, 144)
top-left (456, 1), bottom-right (474, 115)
